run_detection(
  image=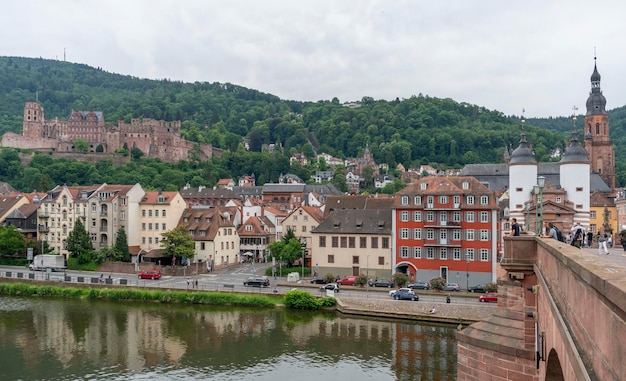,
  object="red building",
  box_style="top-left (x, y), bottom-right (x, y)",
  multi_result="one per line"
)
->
top-left (392, 176), bottom-right (499, 289)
